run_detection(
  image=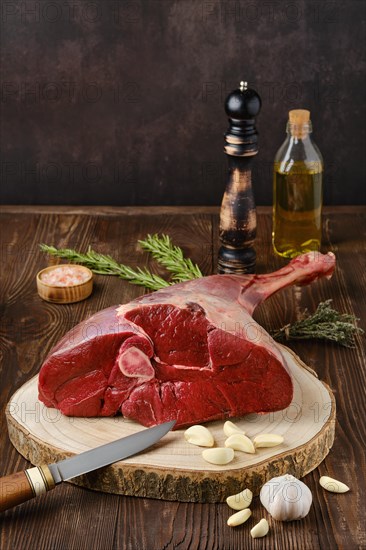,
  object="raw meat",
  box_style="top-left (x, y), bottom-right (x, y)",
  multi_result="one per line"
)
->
top-left (38, 252), bottom-right (335, 428)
